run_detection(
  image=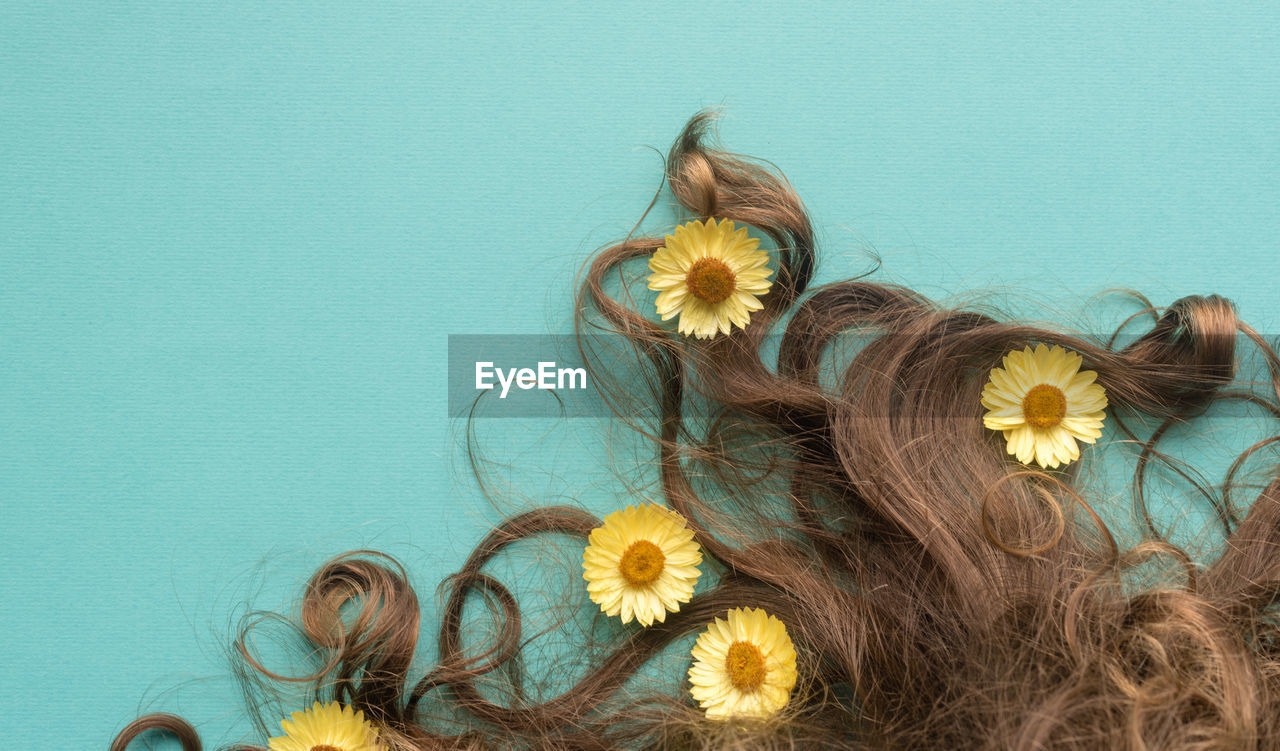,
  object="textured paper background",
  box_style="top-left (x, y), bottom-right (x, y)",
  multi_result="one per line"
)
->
top-left (2, 3), bottom-right (1277, 747)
